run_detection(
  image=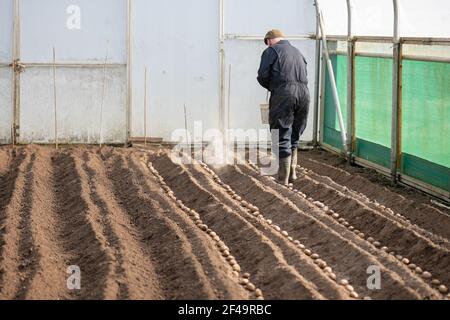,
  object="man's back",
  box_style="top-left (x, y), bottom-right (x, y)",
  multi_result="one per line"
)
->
top-left (257, 40), bottom-right (308, 92)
